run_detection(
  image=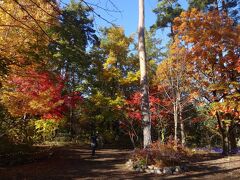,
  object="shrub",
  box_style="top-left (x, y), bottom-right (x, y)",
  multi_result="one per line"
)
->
top-left (130, 140), bottom-right (191, 168)
top-left (150, 140), bottom-right (190, 167)
top-left (34, 119), bottom-right (59, 142)
top-left (130, 148), bottom-right (150, 168)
